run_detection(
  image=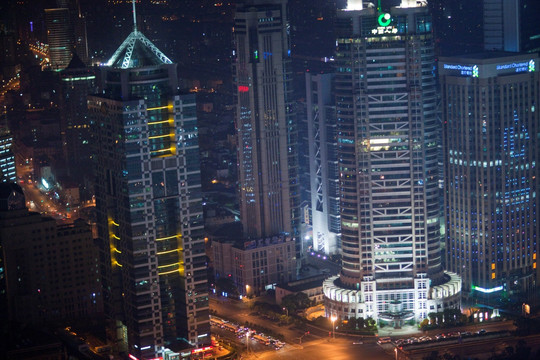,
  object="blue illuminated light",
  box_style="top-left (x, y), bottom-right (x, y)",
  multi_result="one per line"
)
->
top-left (472, 285), bottom-right (503, 293)
top-left (496, 60), bottom-right (535, 73)
top-left (443, 63), bottom-right (477, 77)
